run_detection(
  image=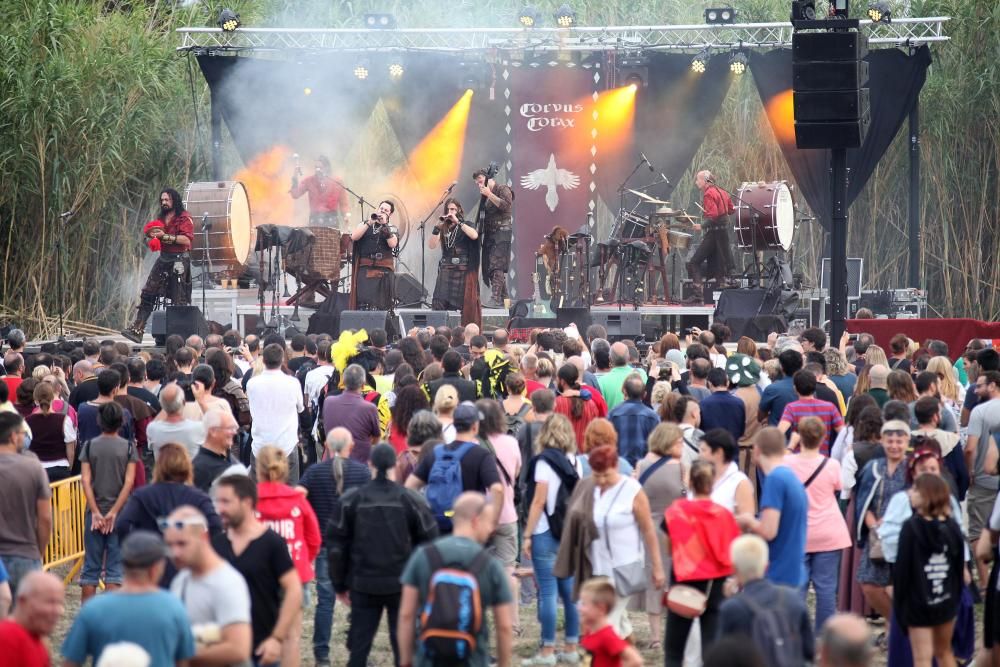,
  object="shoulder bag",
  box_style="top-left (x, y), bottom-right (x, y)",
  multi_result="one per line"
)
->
top-left (603, 481), bottom-right (647, 596)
